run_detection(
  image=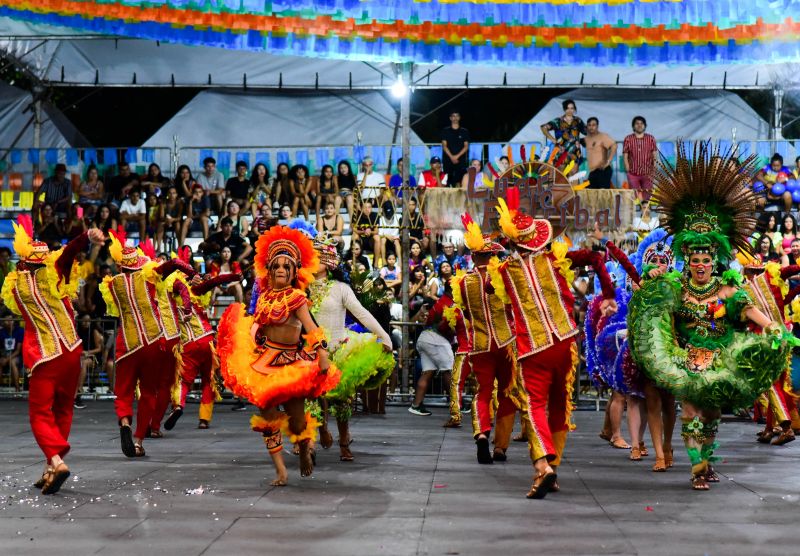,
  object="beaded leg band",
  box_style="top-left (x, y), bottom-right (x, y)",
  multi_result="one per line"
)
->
top-left (250, 414), bottom-right (289, 455)
top-left (263, 430), bottom-right (283, 455)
